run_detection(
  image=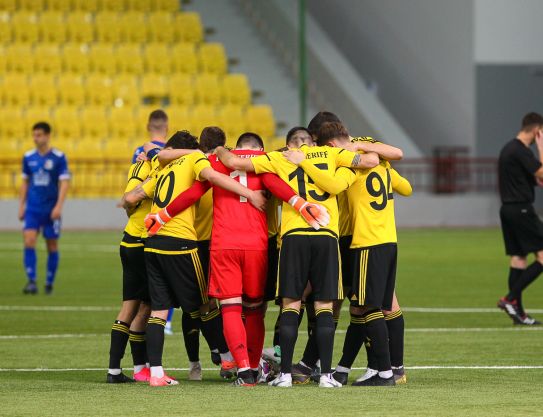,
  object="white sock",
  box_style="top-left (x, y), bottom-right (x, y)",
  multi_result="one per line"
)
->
top-left (165, 321), bottom-right (172, 329)
top-left (108, 368), bottom-right (121, 375)
top-left (211, 348), bottom-right (219, 354)
top-left (335, 365), bottom-right (351, 374)
top-left (280, 372), bottom-right (292, 380)
top-left (238, 367), bottom-right (250, 373)
top-left (358, 368), bottom-right (378, 381)
top-left (251, 367), bottom-right (259, 372)
top-left (146, 362), bottom-right (150, 368)
top-left (134, 364), bottom-right (145, 374)
top-left (379, 370), bottom-right (393, 379)
top-left (220, 351), bottom-right (234, 362)
top-left (150, 366), bottom-right (164, 378)
top-left (189, 361), bottom-right (200, 368)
